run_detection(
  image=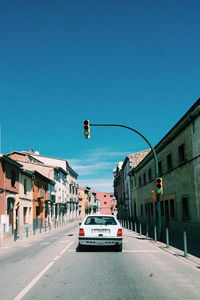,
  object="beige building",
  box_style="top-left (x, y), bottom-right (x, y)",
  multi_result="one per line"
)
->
top-left (128, 98), bottom-right (200, 232)
top-left (18, 170), bottom-right (34, 234)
